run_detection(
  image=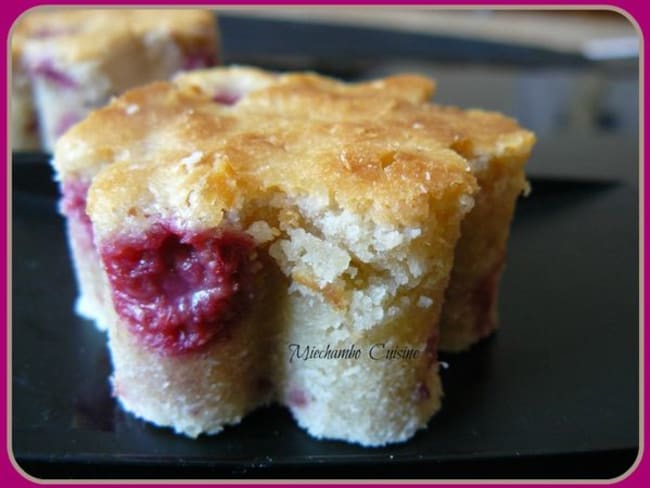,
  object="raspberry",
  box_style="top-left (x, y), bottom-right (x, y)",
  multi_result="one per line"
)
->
top-left (60, 180), bottom-right (93, 249)
top-left (31, 59), bottom-right (78, 89)
top-left (101, 225), bottom-right (255, 355)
